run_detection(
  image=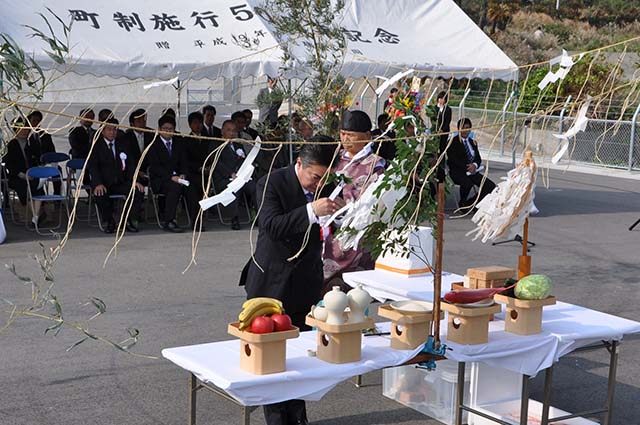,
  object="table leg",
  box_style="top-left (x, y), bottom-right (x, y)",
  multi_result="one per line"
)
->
top-left (520, 374), bottom-right (530, 425)
top-left (354, 375), bottom-right (362, 388)
top-left (604, 341), bottom-right (619, 425)
top-left (242, 406), bottom-right (251, 425)
top-left (189, 373), bottom-right (197, 425)
top-left (540, 367), bottom-right (554, 425)
top-left (455, 362), bottom-right (466, 425)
